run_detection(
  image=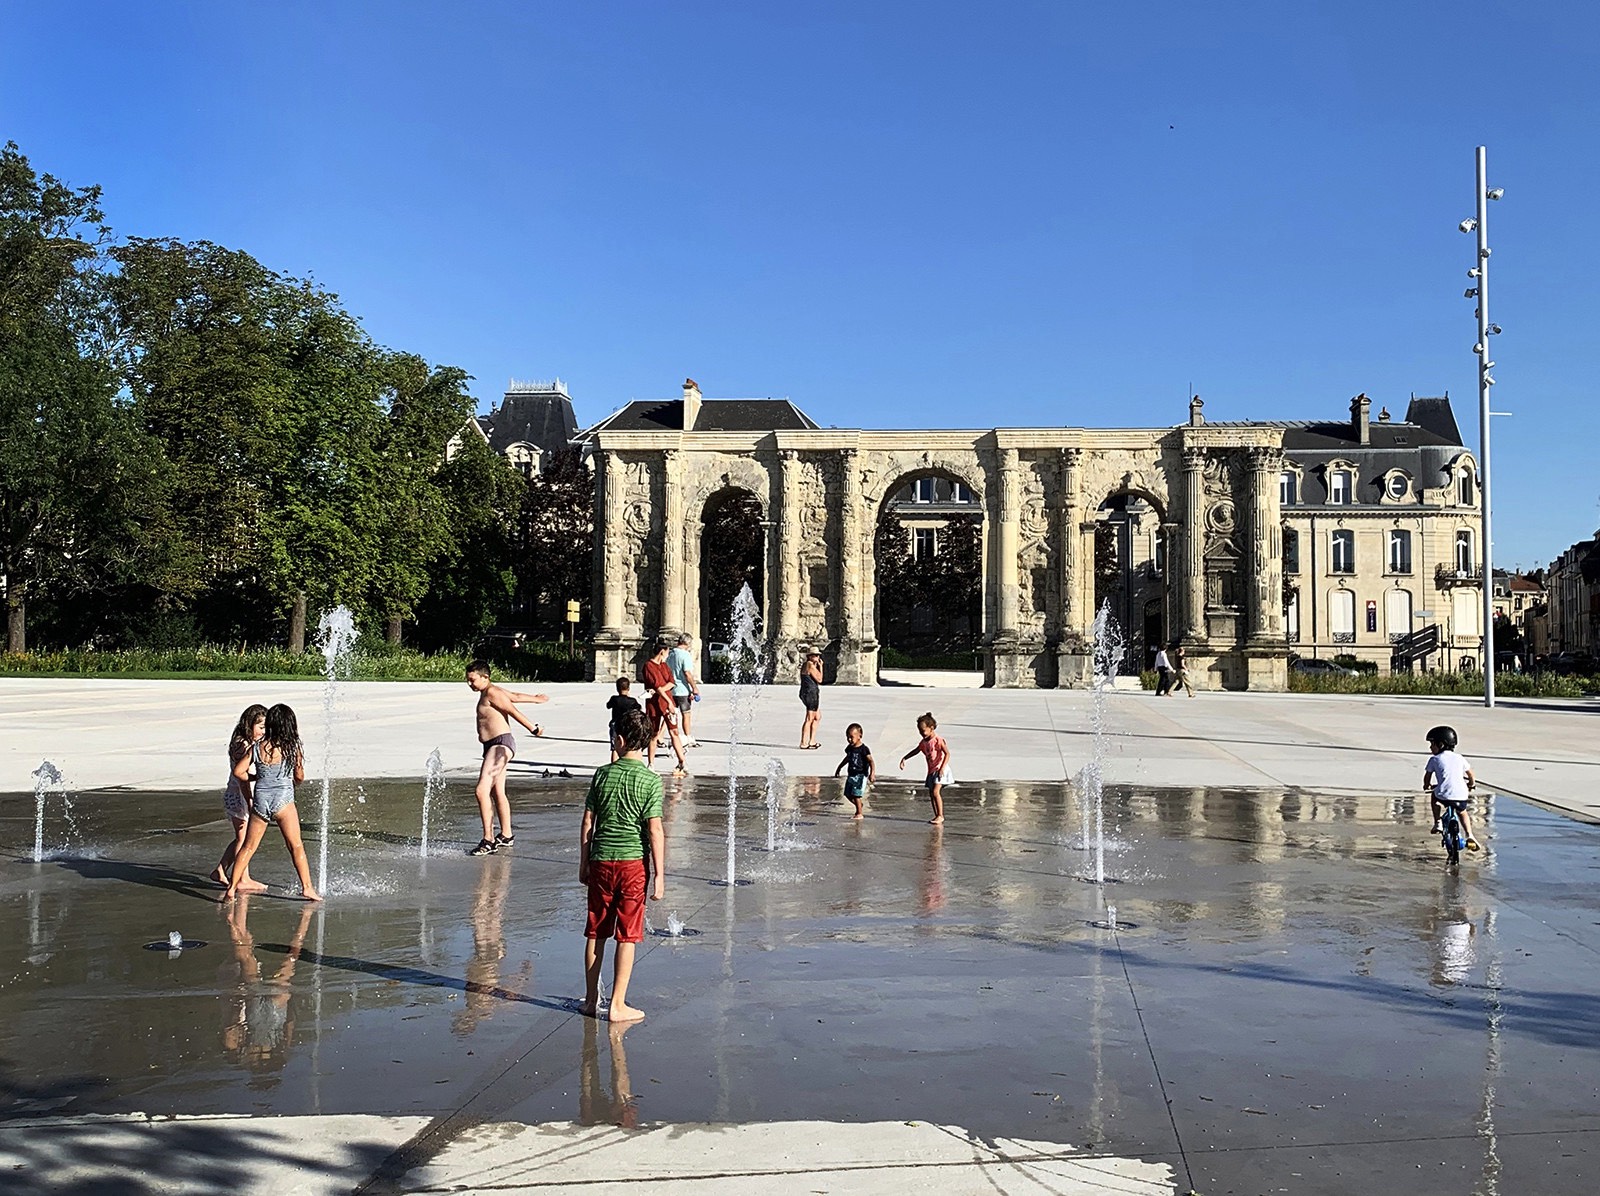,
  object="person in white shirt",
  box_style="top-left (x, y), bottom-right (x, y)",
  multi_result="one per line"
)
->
top-left (1152, 645), bottom-right (1173, 696)
top-left (1423, 725), bottom-right (1479, 851)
